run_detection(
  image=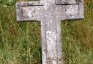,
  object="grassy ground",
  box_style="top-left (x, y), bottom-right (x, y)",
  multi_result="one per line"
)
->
top-left (0, 0), bottom-right (93, 64)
